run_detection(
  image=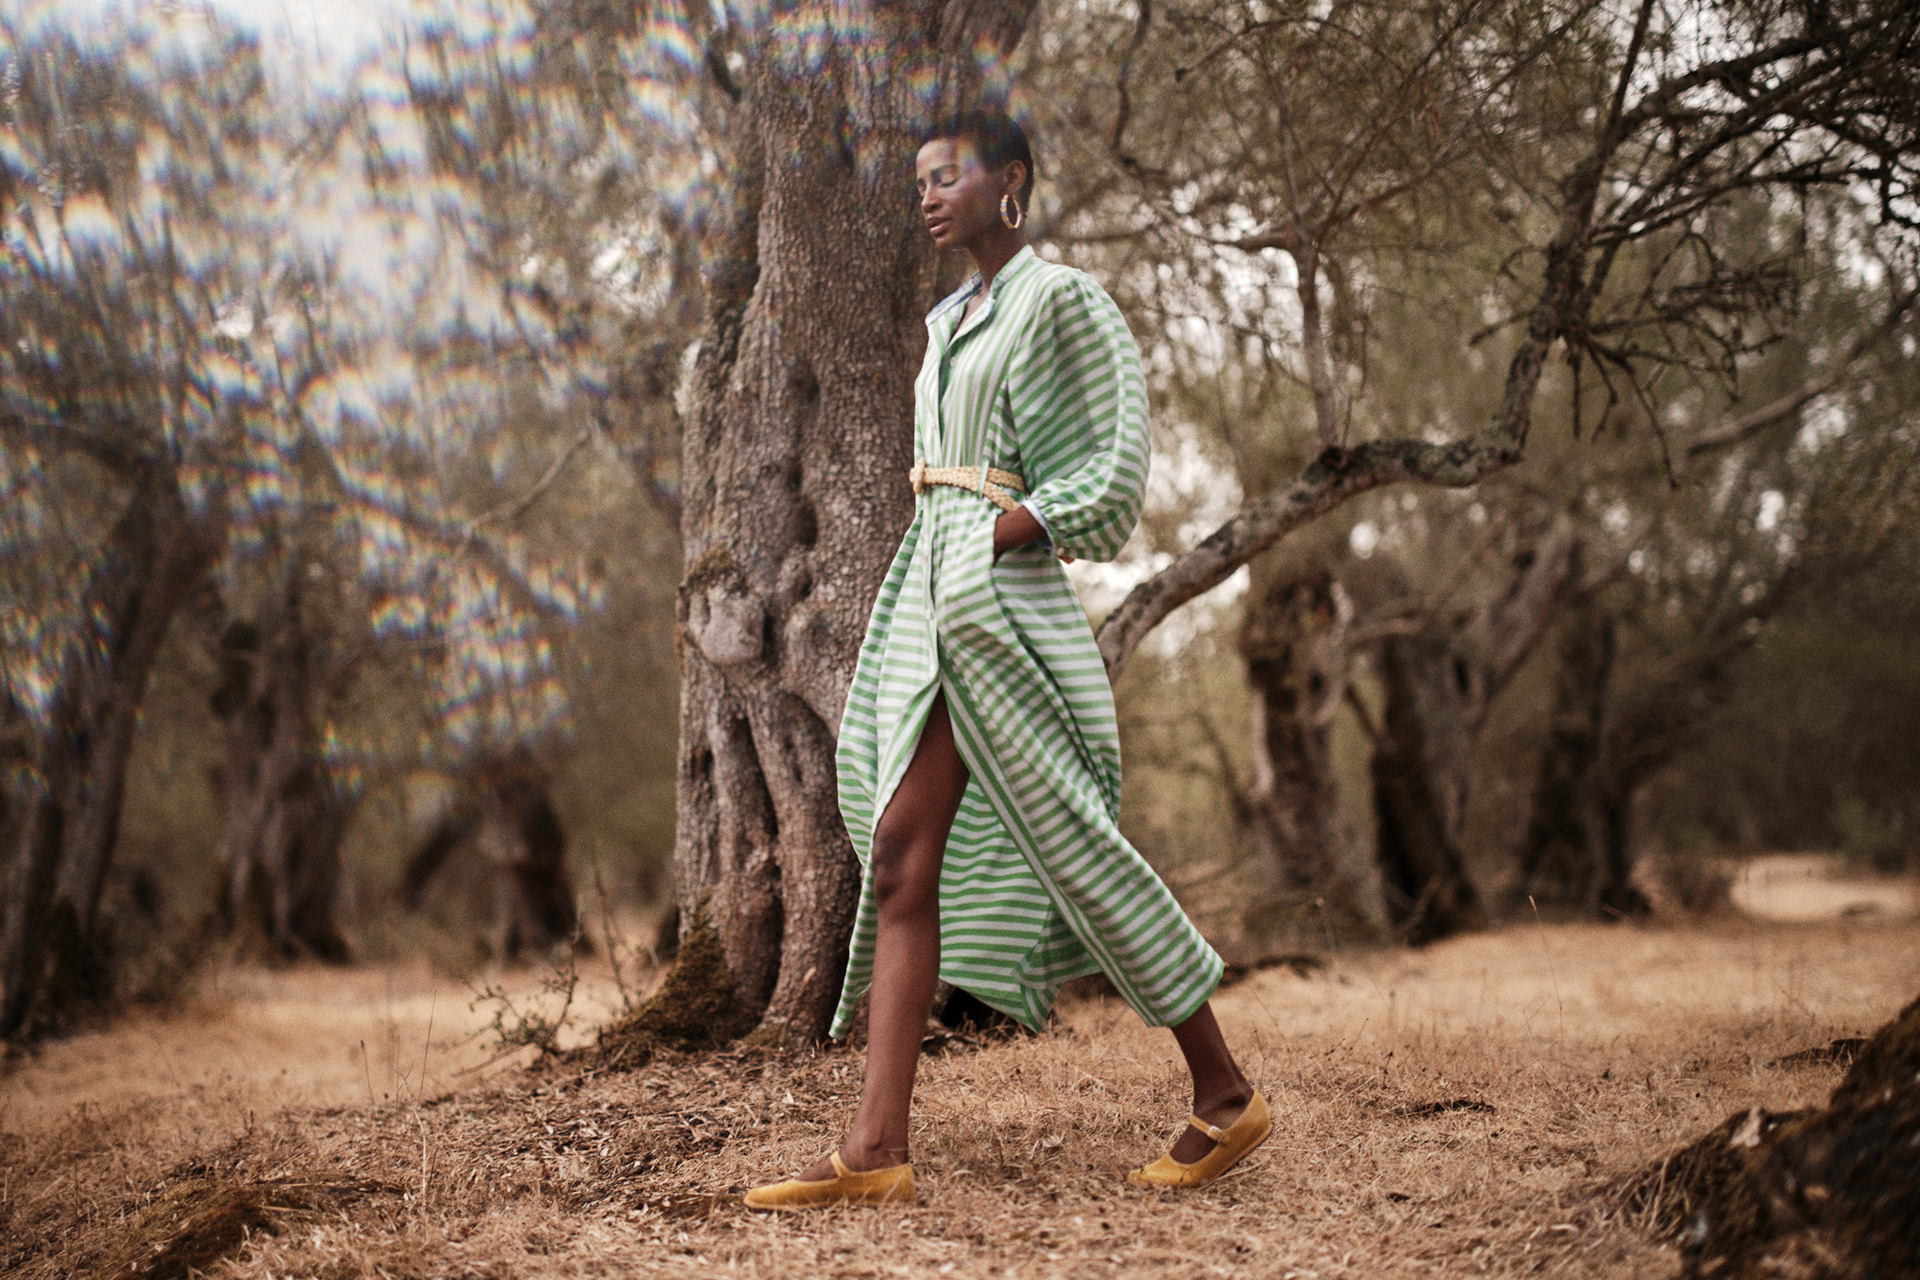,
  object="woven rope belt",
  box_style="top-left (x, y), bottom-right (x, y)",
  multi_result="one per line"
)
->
top-left (909, 460), bottom-right (1027, 513)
